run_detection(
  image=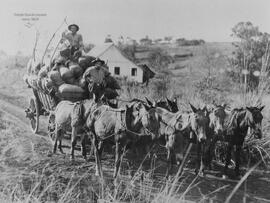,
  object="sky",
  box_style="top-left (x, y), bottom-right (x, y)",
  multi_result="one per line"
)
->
top-left (0, 0), bottom-right (270, 55)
